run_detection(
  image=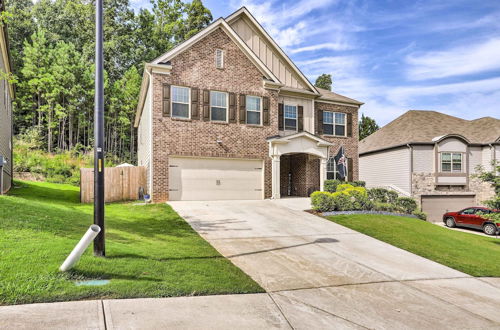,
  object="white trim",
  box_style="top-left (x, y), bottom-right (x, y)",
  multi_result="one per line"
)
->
top-left (226, 7), bottom-right (319, 94)
top-left (147, 69), bottom-right (154, 199)
top-left (152, 19), bottom-right (279, 82)
top-left (284, 104), bottom-right (298, 132)
top-left (171, 85), bottom-right (191, 119)
top-left (0, 25), bottom-right (14, 99)
top-left (210, 90), bottom-right (229, 123)
top-left (215, 48), bottom-right (224, 69)
top-left (440, 152), bottom-right (463, 173)
top-left (245, 95), bottom-right (263, 126)
top-left (322, 111), bottom-right (347, 137)
top-left (315, 98), bottom-right (361, 108)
